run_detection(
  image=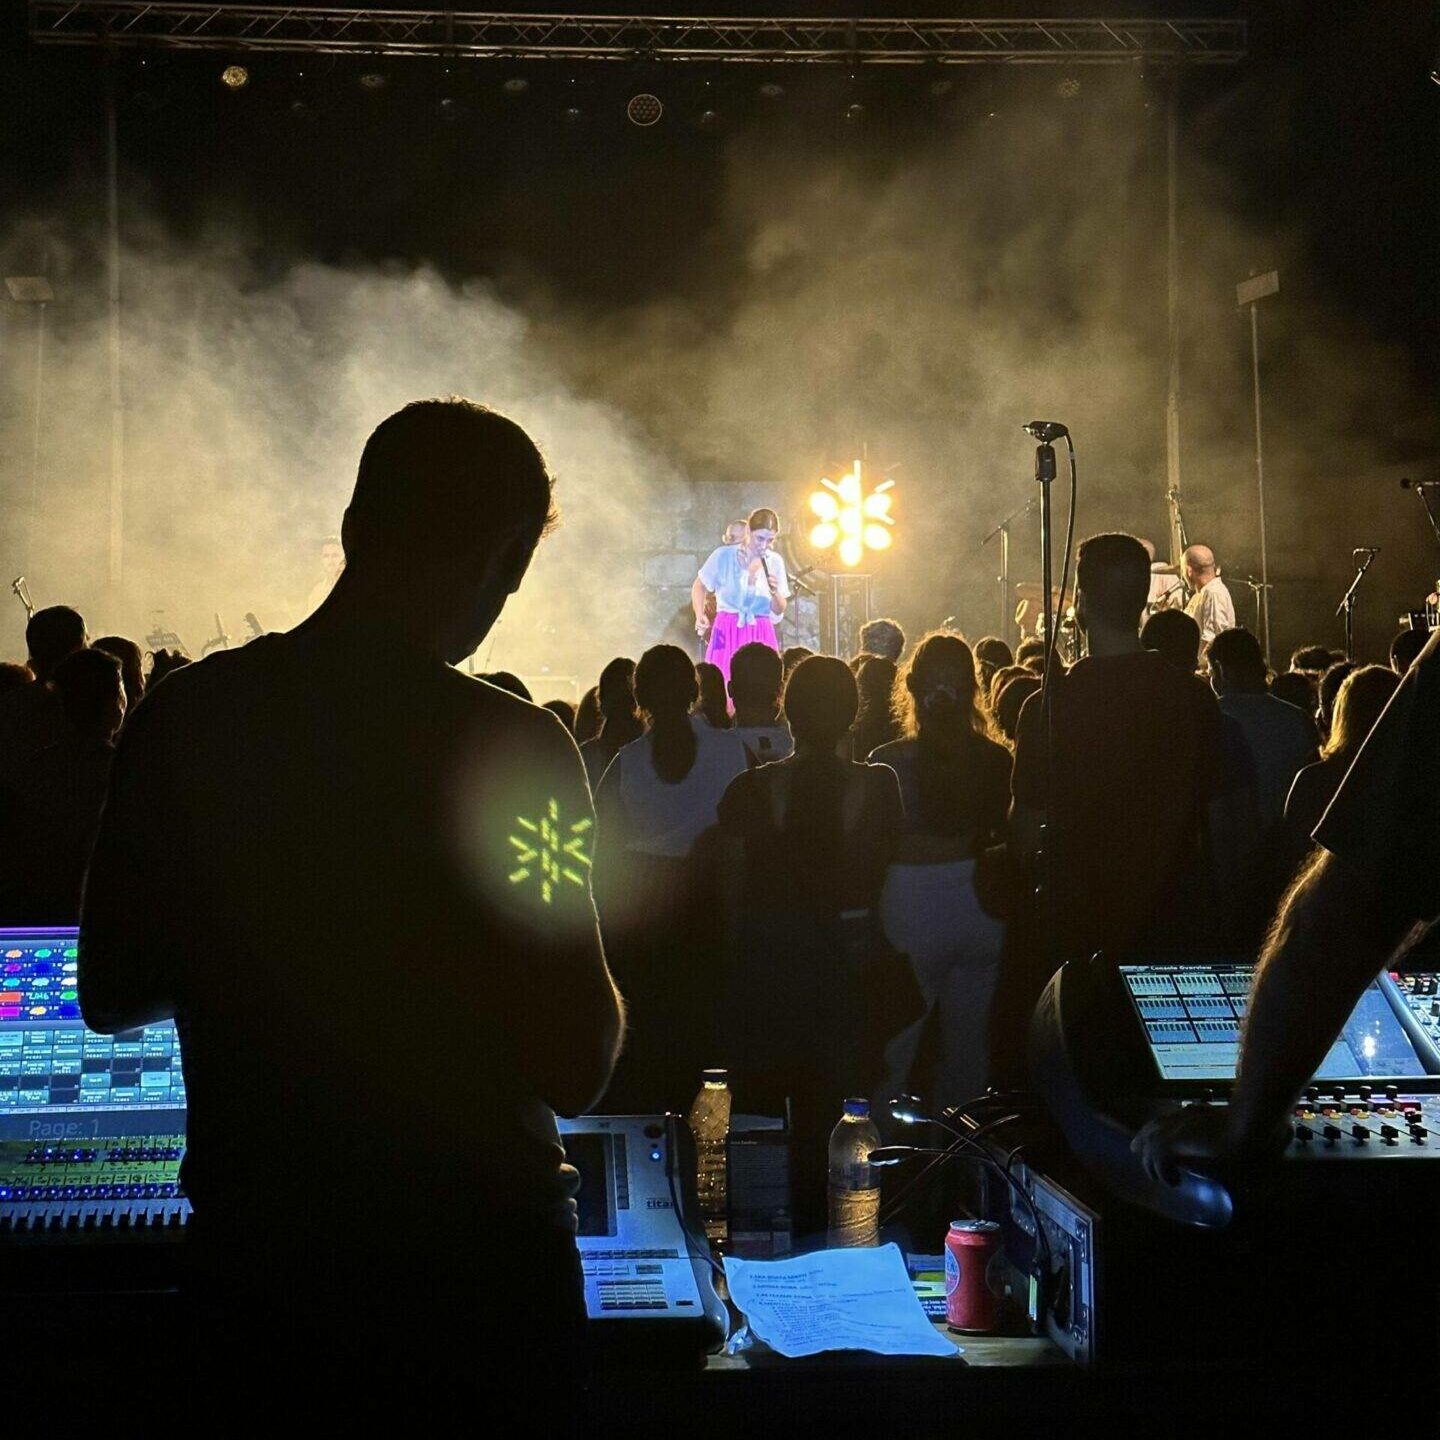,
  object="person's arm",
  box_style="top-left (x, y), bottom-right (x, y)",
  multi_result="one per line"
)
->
top-left (691, 577), bottom-right (712, 636)
top-left (78, 692), bottom-right (179, 1033)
